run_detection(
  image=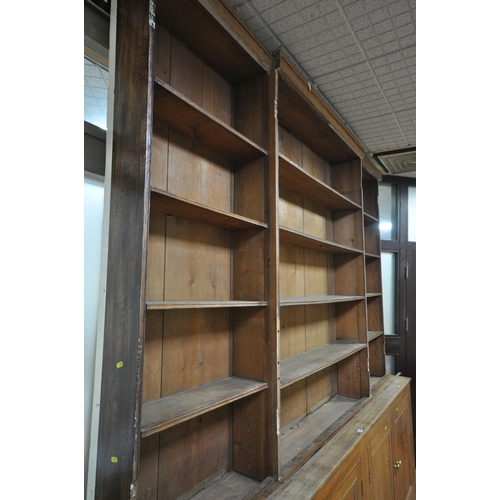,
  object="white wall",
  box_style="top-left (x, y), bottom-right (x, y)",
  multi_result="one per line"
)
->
top-left (84, 174), bottom-right (105, 496)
